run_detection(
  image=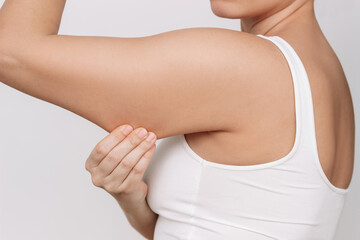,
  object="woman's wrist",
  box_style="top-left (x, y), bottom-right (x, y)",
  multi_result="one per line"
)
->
top-left (116, 196), bottom-right (158, 240)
